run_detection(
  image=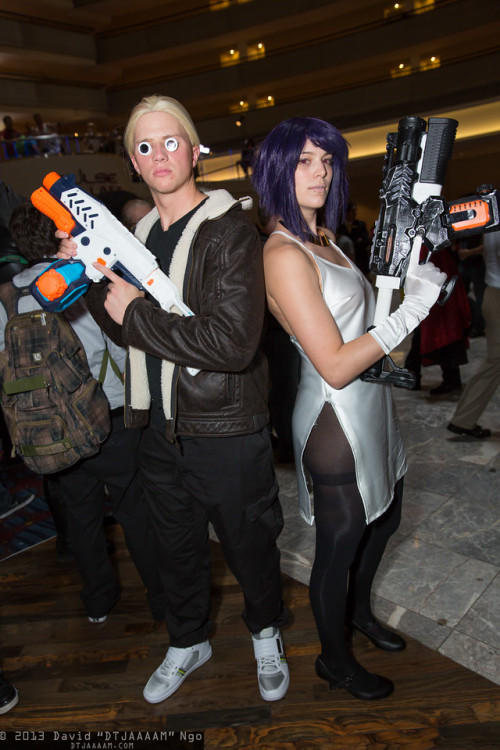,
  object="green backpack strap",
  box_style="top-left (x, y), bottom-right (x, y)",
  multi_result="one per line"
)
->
top-left (98, 348), bottom-right (124, 385)
top-left (3, 373), bottom-right (48, 395)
